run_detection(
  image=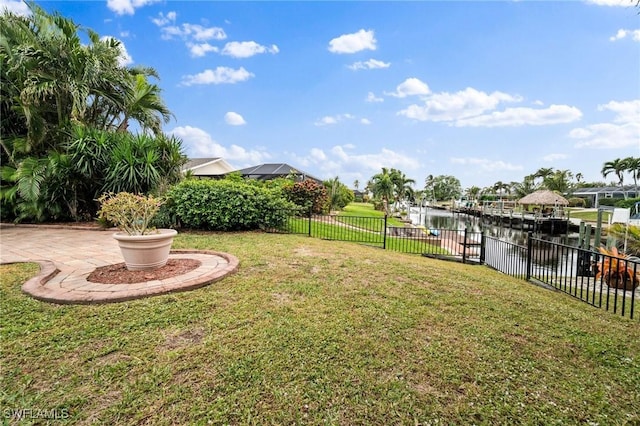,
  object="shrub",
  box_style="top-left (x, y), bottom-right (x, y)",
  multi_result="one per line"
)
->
top-left (568, 197), bottom-right (586, 208)
top-left (282, 179), bottom-right (328, 214)
top-left (97, 192), bottom-right (162, 235)
top-left (598, 198), bottom-right (618, 207)
top-left (614, 197), bottom-right (640, 209)
top-left (167, 179), bottom-right (300, 231)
